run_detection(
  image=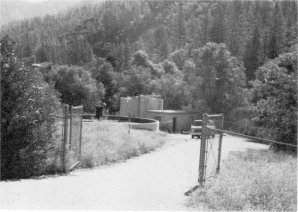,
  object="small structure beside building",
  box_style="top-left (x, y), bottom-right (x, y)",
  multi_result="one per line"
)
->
top-left (119, 95), bottom-right (163, 117)
top-left (146, 110), bottom-right (201, 132)
top-left (119, 95), bottom-right (201, 132)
